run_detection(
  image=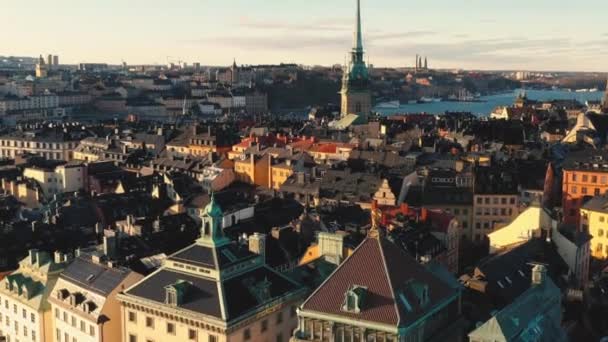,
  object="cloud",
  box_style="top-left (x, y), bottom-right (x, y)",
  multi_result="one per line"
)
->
top-left (368, 31), bottom-right (437, 41)
top-left (238, 16), bottom-right (351, 33)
